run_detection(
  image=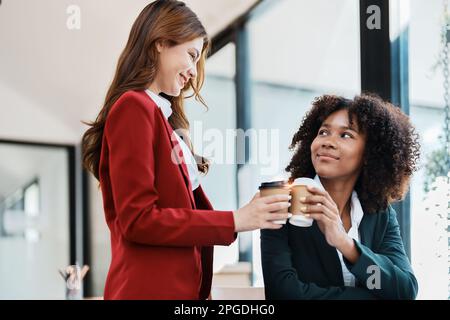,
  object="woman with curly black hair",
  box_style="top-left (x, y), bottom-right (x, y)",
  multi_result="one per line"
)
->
top-left (261, 94), bottom-right (420, 299)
